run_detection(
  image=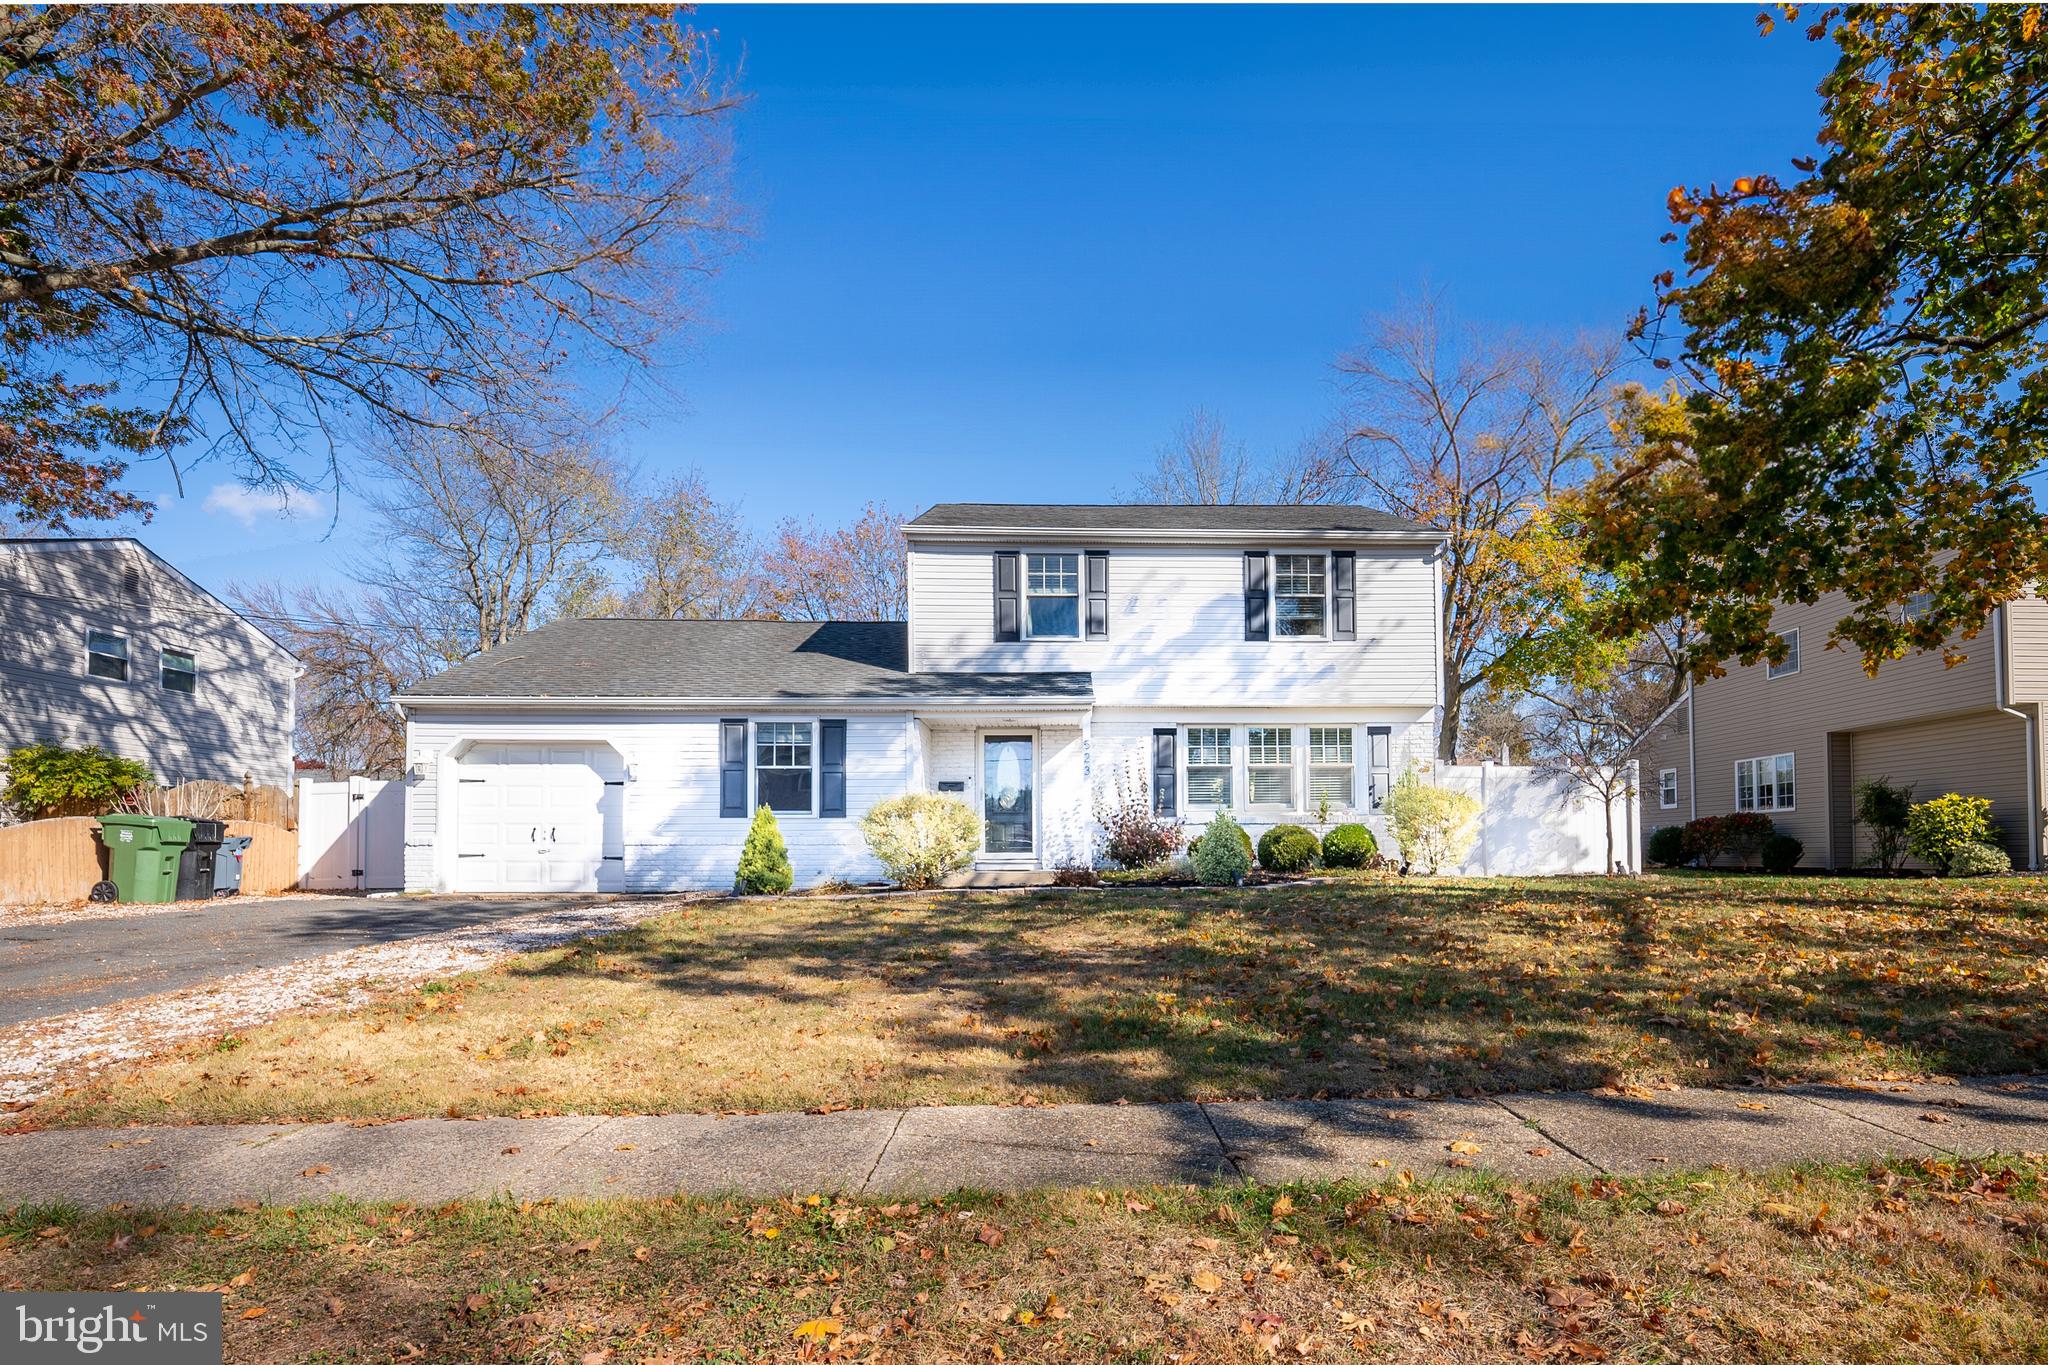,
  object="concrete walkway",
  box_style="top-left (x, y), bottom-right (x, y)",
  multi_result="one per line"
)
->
top-left (5, 1076), bottom-right (2045, 1207)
